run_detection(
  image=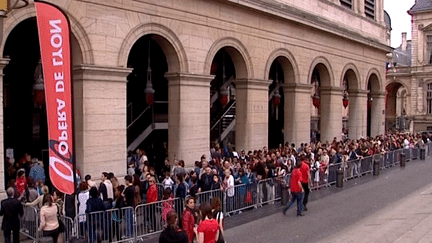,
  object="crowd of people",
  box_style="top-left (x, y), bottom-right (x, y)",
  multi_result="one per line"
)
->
top-left (1, 131), bottom-right (430, 243)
